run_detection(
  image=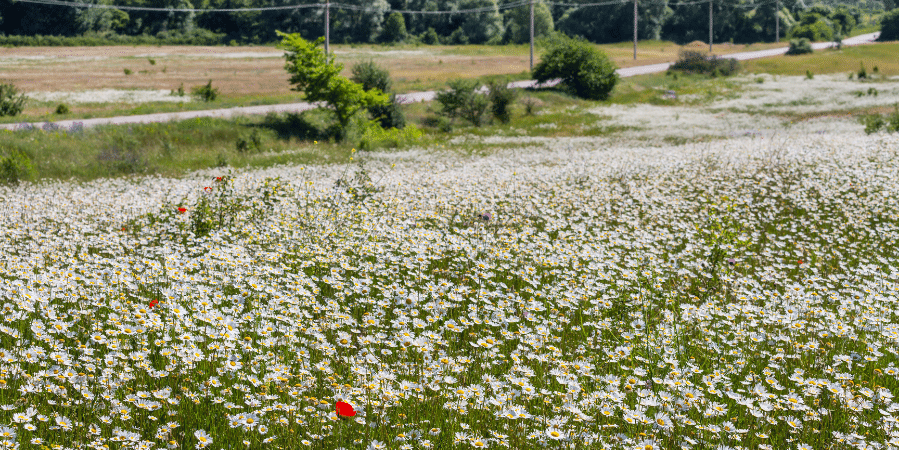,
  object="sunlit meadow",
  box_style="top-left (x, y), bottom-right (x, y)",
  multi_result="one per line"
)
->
top-left (1, 122), bottom-right (899, 450)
